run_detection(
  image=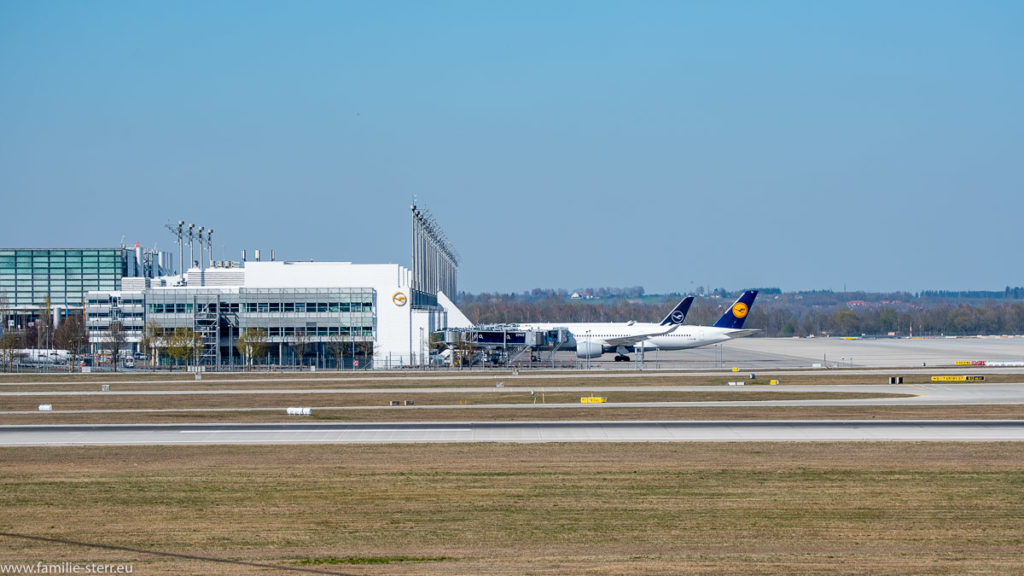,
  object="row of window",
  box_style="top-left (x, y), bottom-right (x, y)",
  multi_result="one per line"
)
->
top-left (1, 259), bottom-right (122, 266)
top-left (241, 302), bottom-right (373, 313)
top-left (2, 278), bottom-right (119, 284)
top-left (150, 303), bottom-right (194, 314)
top-left (0, 264), bottom-right (122, 271)
top-left (4, 255), bottom-right (119, 261)
top-left (146, 303), bottom-right (240, 314)
top-left (147, 302), bottom-right (374, 315)
top-left (266, 326), bottom-right (373, 338)
top-left (89, 312), bottom-right (145, 319)
top-left (0, 250), bottom-right (122, 257)
top-left (1, 274), bottom-right (121, 281)
top-left (88, 325), bottom-right (142, 333)
top-left (146, 326), bottom-right (373, 338)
